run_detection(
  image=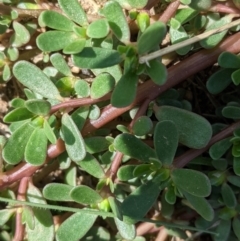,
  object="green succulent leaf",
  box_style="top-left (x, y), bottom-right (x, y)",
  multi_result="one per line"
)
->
top-left (88, 105), bottom-right (101, 120)
top-left (4, 107), bottom-right (35, 123)
top-left (114, 133), bottom-right (157, 162)
top-left (24, 128), bottom-right (48, 165)
top-left (56, 212), bottom-right (97, 241)
top-left (72, 47), bottom-right (122, 69)
top-left (222, 106), bottom-right (240, 119)
top-left (221, 183), bottom-right (237, 208)
top-left (206, 68), bottom-right (234, 94)
top-left (87, 19), bottom-right (109, 39)
top-left (43, 183), bottom-right (73, 201)
top-left (121, 179), bottom-right (161, 224)
top-left (146, 59), bottom-right (167, 85)
top-left (114, 218), bottom-right (136, 240)
top-left (161, 191), bottom-right (174, 218)
top-left (171, 169), bottom-right (211, 197)
top-left (175, 8), bottom-right (198, 25)
top-left (233, 157), bottom-right (240, 175)
top-left (117, 165), bottom-right (136, 181)
top-left (50, 53), bottom-right (72, 76)
top-left (183, 191), bottom-right (214, 221)
top-left (0, 209), bottom-right (15, 226)
top-left (37, 31), bottom-right (78, 52)
top-left (70, 185), bottom-right (103, 205)
top-left (209, 137), bottom-right (232, 160)
top-left (11, 21), bottom-right (30, 47)
top-left (188, 0), bottom-right (212, 10)
top-left (58, 0), bottom-right (88, 26)
top-left (78, 153), bottom-right (105, 178)
top-left (25, 99), bottom-right (51, 116)
top-left (108, 197), bottom-right (123, 220)
top-left (84, 136), bottom-right (110, 154)
top-left (63, 39), bottom-right (86, 54)
top-left (39, 10), bottom-right (76, 31)
top-left (154, 106), bottom-right (212, 149)
top-left (218, 52), bottom-right (240, 69)
top-left (227, 175), bottom-right (240, 187)
top-left (13, 61), bottom-right (61, 99)
top-left (3, 122), bottom-right (35, 165)
top-left (100, 1), bottom-right (130, 43)
top-left (90, 73), bottom-right (115, 99)
top-left (111, 72), bottom-right (138, 107)
top-left (132, 116), bottom-right (153, 136)
top-left (154, 120), bottom-right (178, 165)
top-left (232, 69), bottom-right (240, 85)
top-left (61, 113), bottom-right (86, 162)
top-left (43, 119), bottom-right (57, 144)
top-left (71, 106), bottom-right (89, 131)
top-left (232, 216), bottom-right (240, 240)
top-left (22, 206), bottom-right (35, 230)
top-left (137, 21), bottom-right (166, 55)
top-left (165, 185), bottom-right (176, 205)
top-left (10, 98), bottom-right (25, 108)
top-left (74, 79), bottom-right (90, 97)
top-left (114, 0), bottom-right (148, 9)
top-left (212, 219), bottom-right (231, 241)
top-left (3, 64), bottom-right (11, 81)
